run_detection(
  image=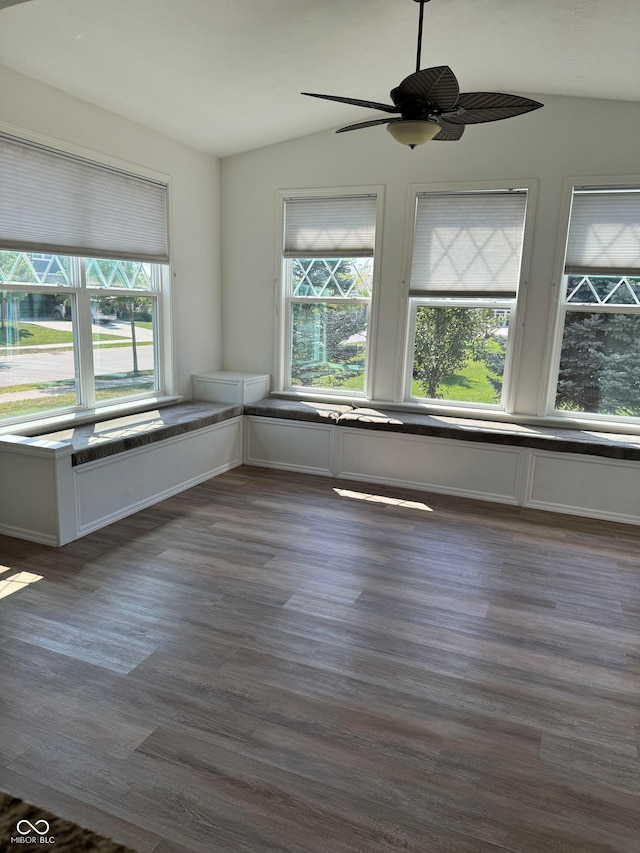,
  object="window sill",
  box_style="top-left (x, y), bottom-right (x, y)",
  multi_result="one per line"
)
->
top-left (0, 395), bottom-right (181, 438)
